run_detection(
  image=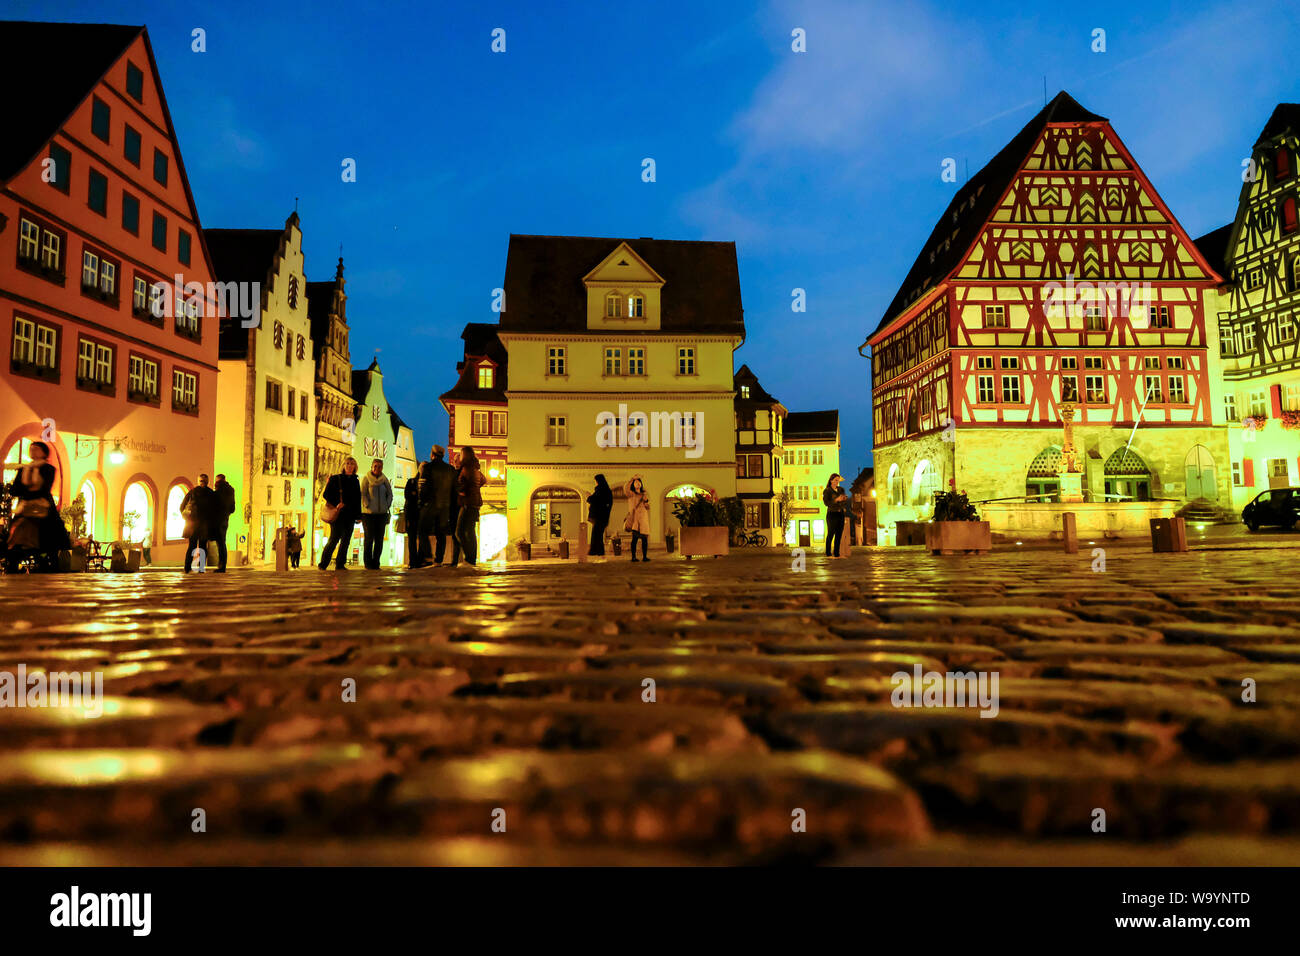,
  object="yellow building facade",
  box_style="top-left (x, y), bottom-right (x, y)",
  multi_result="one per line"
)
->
top-left (209, 213), bottom-right (316, 565)
top-left (496, 236), bottom-right (744, 553)
top-left (782, 410), bottom-right (841, 546)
